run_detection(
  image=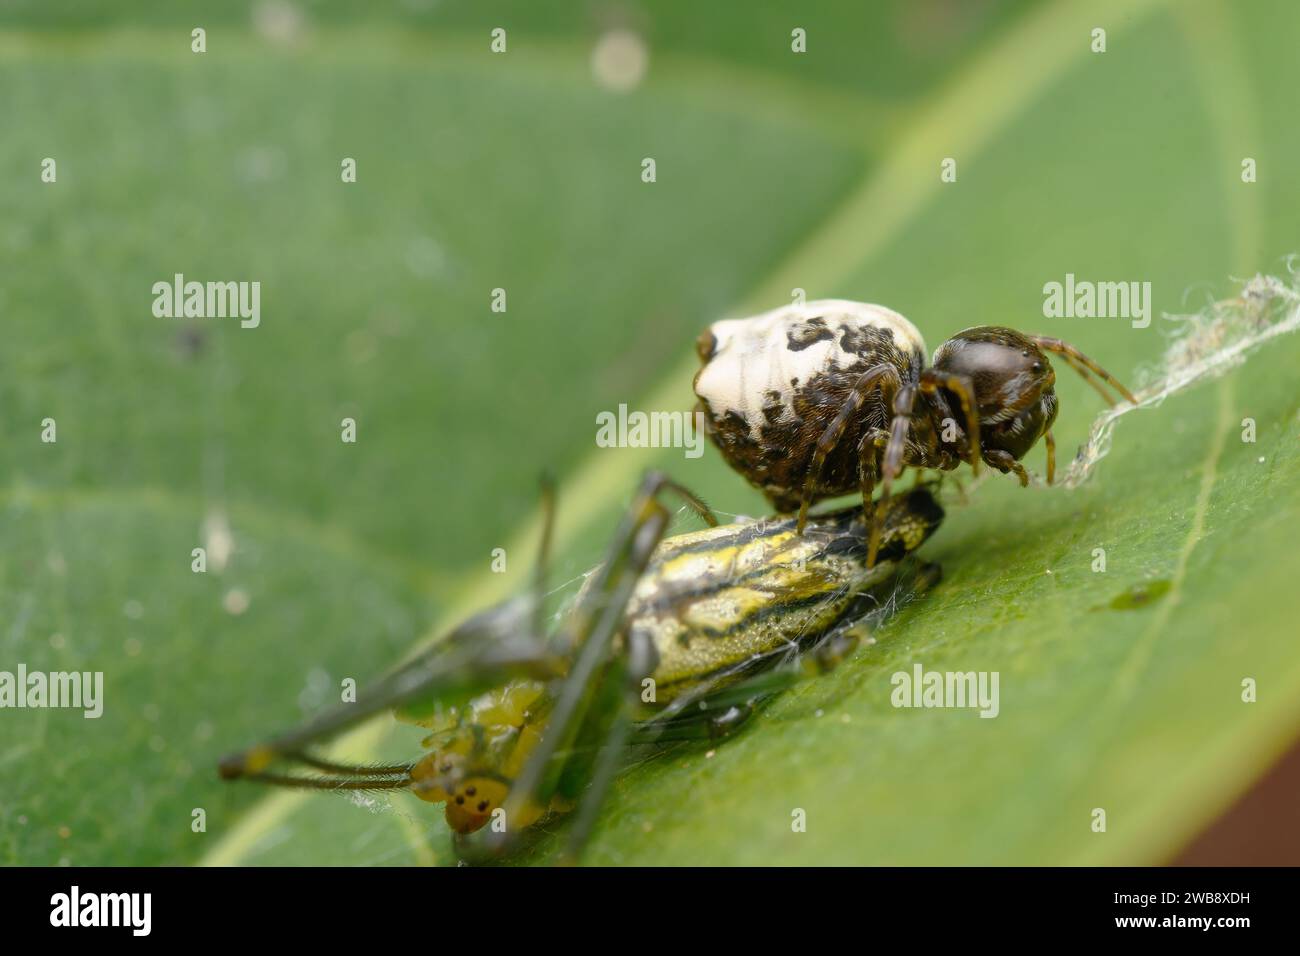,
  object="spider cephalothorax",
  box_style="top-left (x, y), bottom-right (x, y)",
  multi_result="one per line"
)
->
top-left (693, 300), bottom-right (1135, 565)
